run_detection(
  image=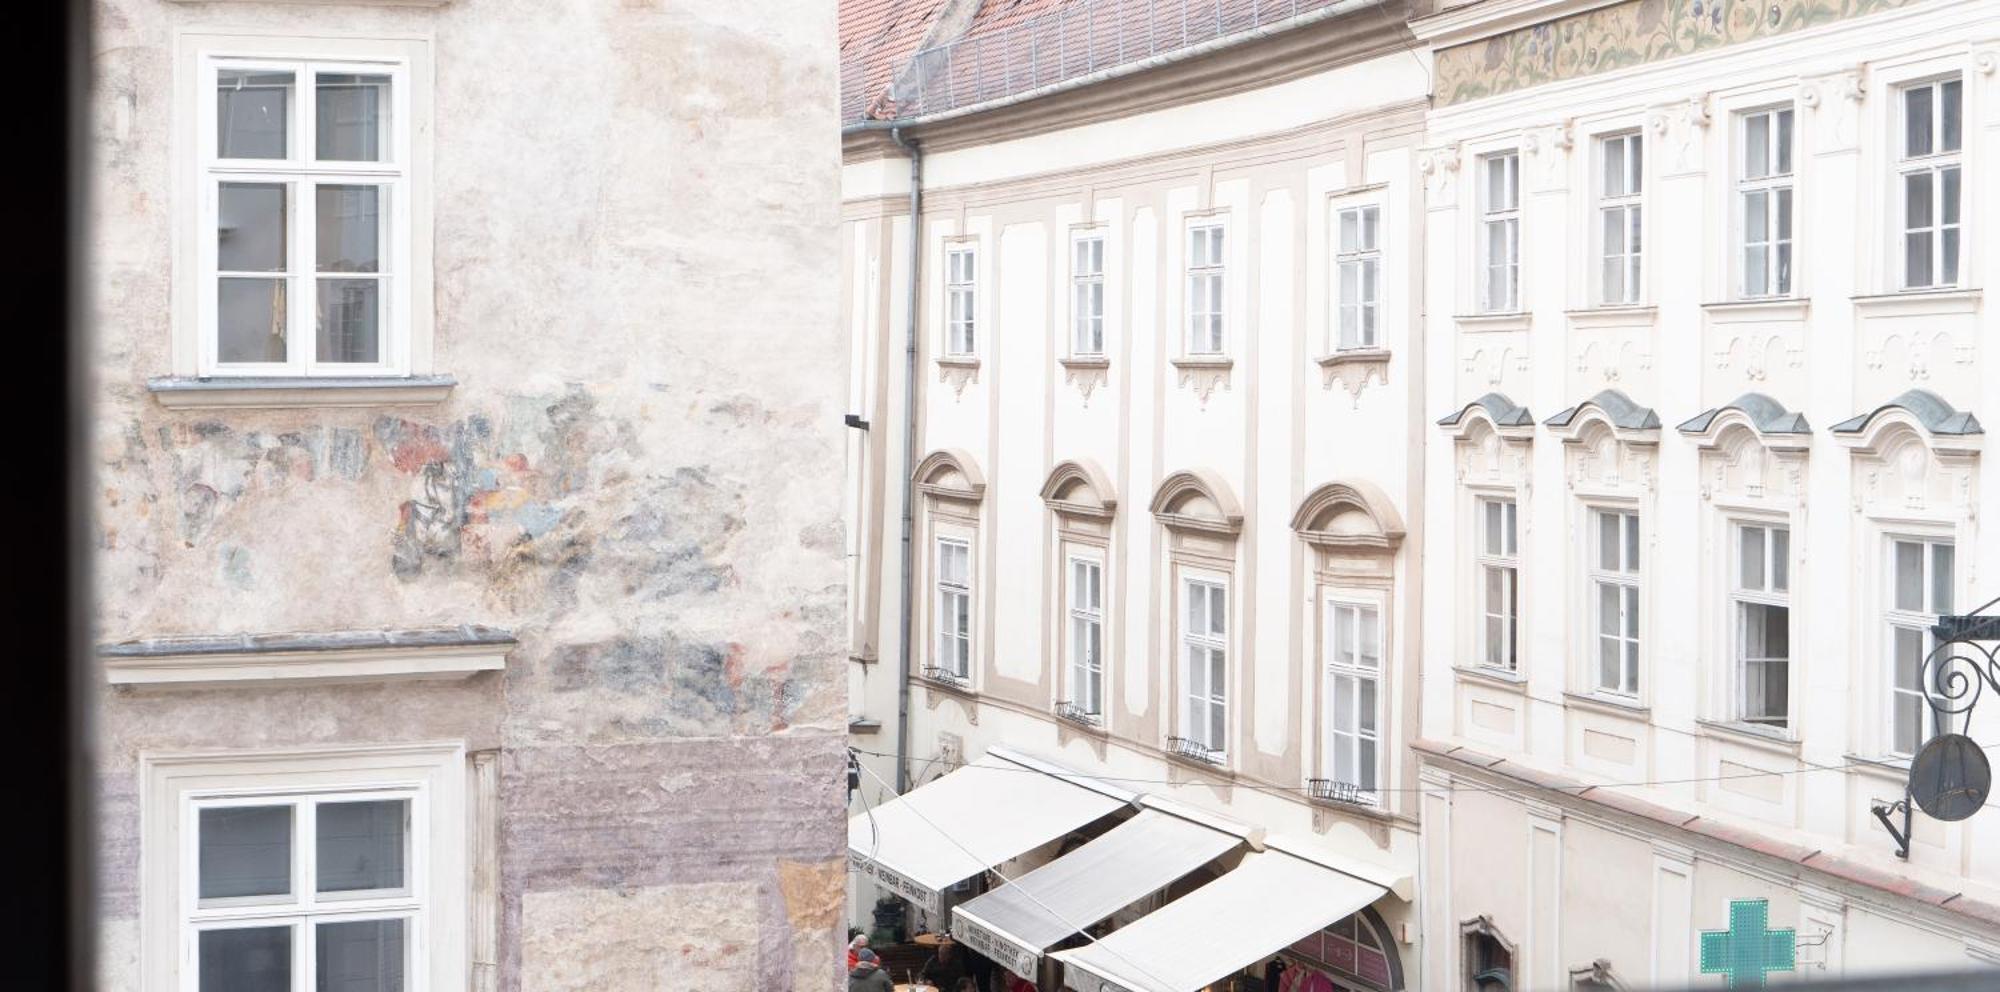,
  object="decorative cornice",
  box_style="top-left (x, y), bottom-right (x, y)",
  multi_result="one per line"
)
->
top-left (102, 626), bottom-right (514, 688)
